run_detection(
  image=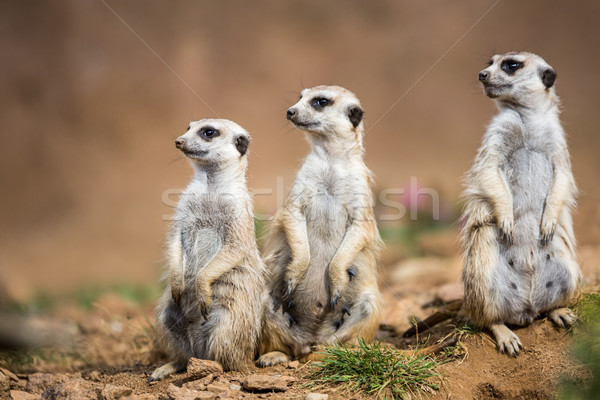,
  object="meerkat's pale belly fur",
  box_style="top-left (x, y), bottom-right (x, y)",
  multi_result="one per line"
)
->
top-left (462, 114), bottom-right (580, 327)
top-left (155, 191), bottom-right (265, 371)
top-left (261, 154), bottom-right (381, 358)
